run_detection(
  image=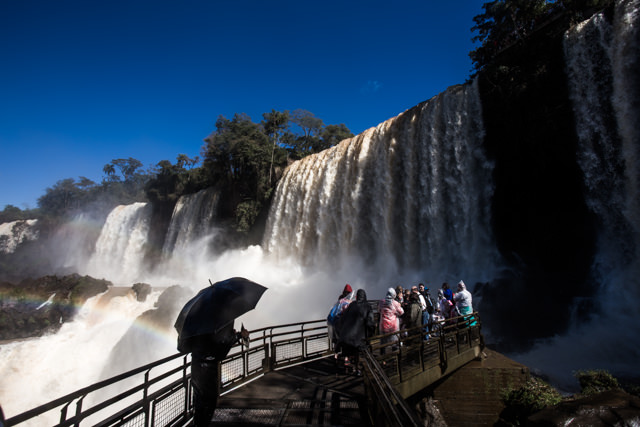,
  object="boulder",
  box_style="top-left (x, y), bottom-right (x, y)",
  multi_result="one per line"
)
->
top-left (528, 389), bottom-right (640, 426)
